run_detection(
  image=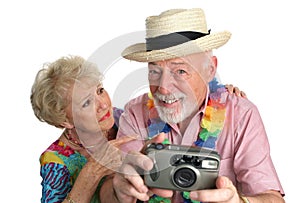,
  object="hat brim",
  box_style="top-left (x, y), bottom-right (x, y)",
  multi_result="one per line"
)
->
top-left (122, 31), bottom-right (231, 62)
